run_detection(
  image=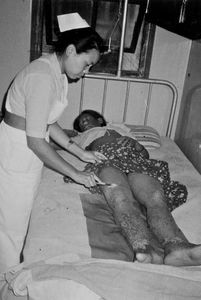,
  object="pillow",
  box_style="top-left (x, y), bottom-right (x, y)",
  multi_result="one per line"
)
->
top-left (126, 124), bottom-right (161, 149)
